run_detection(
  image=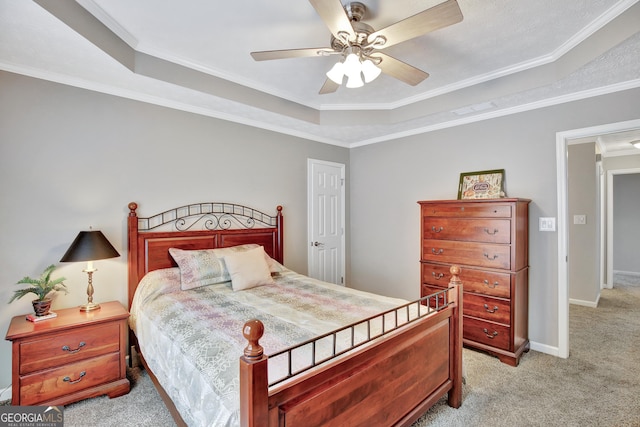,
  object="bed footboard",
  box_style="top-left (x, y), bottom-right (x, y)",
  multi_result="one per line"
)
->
top-left (240, 266), bottom-right (463, 427)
